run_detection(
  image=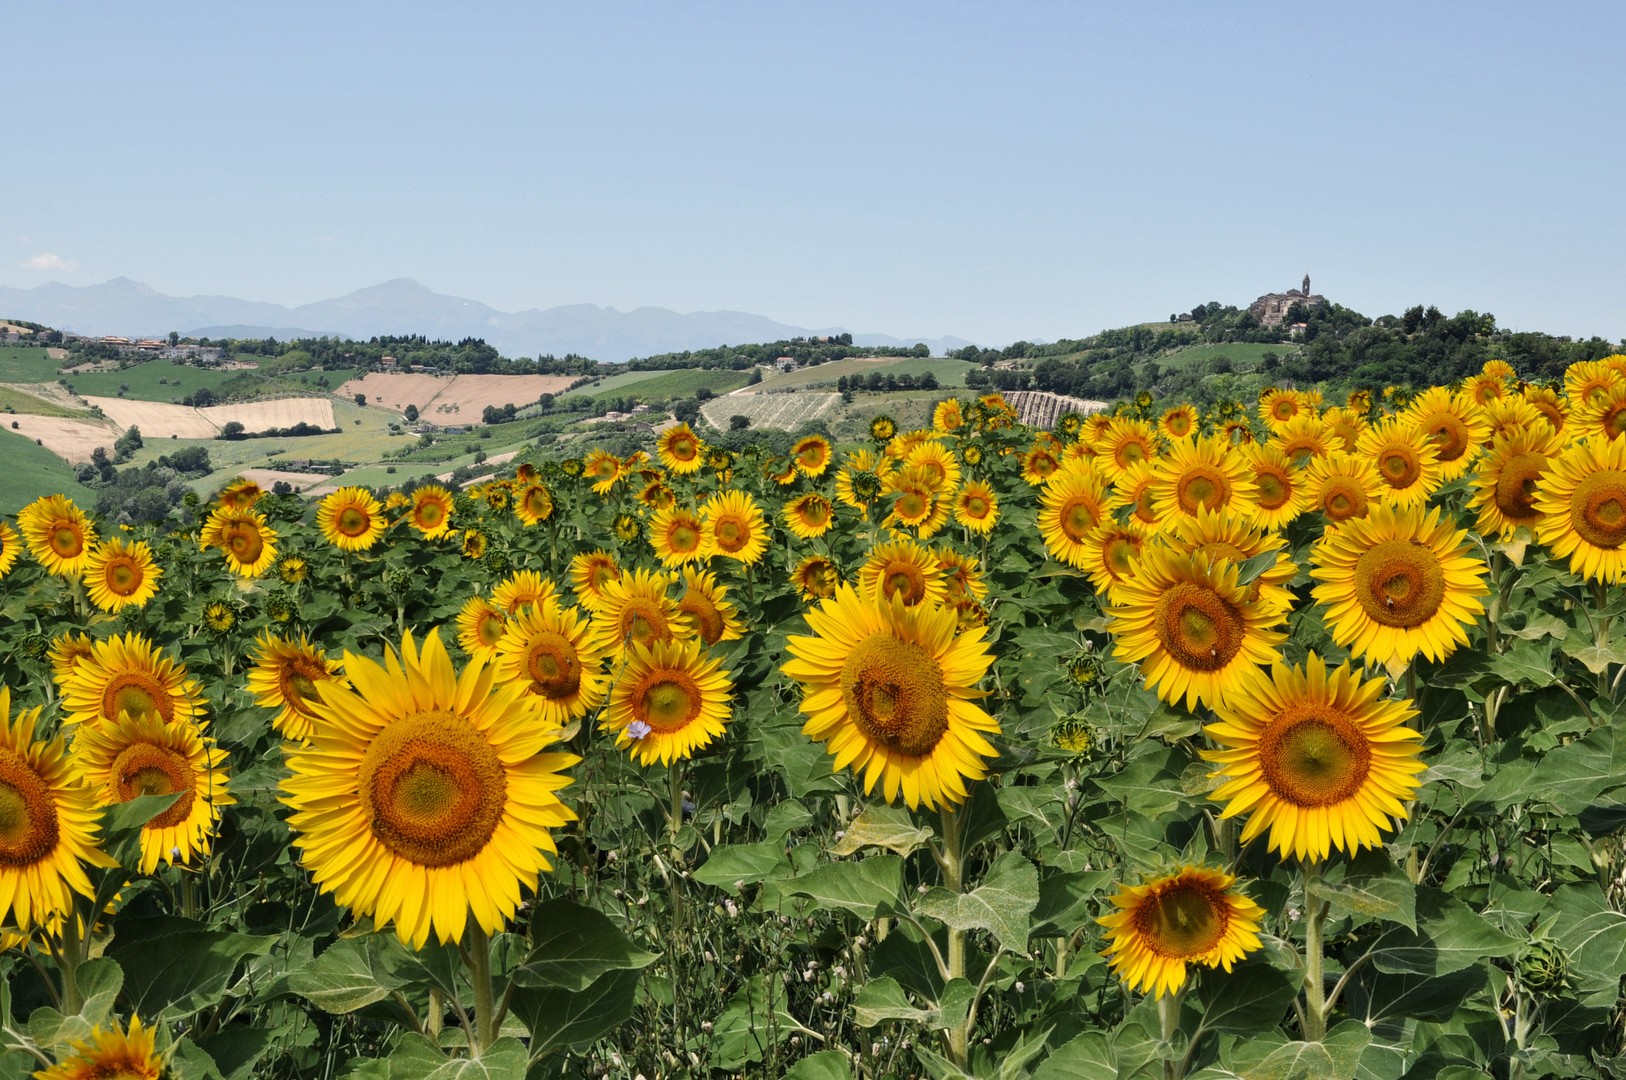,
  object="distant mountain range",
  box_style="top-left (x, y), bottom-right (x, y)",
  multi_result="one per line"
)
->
top-left (0, 278), bottom-right (973, 362)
